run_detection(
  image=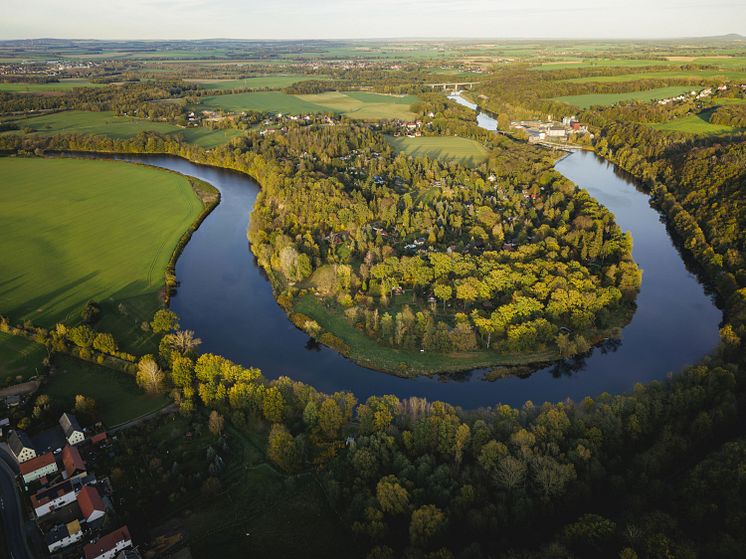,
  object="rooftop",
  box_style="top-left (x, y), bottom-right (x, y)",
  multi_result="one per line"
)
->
top-left (19, 452), bottom-right (56, 475)
top-left (83, 526), bottom-right (131, 559)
